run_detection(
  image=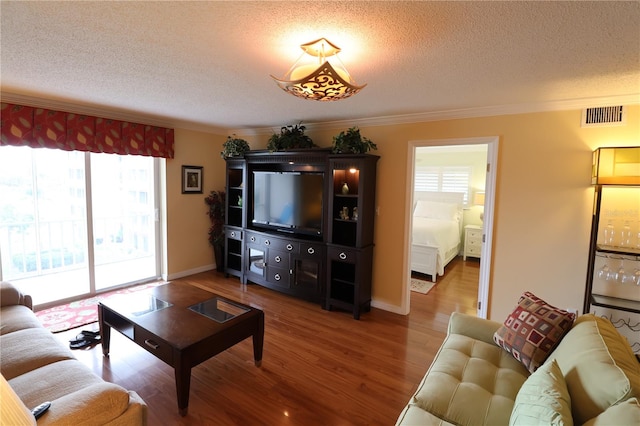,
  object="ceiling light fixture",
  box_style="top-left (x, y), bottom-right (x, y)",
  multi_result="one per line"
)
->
top-left (271, 38), bottom-right (366, 101)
